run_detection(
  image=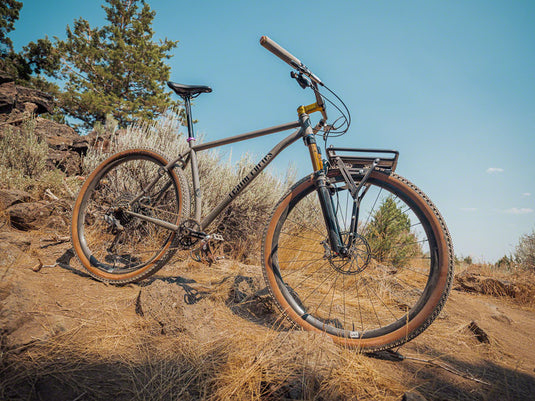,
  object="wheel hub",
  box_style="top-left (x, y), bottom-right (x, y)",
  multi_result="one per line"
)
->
top-left (325, 233), bottom-right (372, 275)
